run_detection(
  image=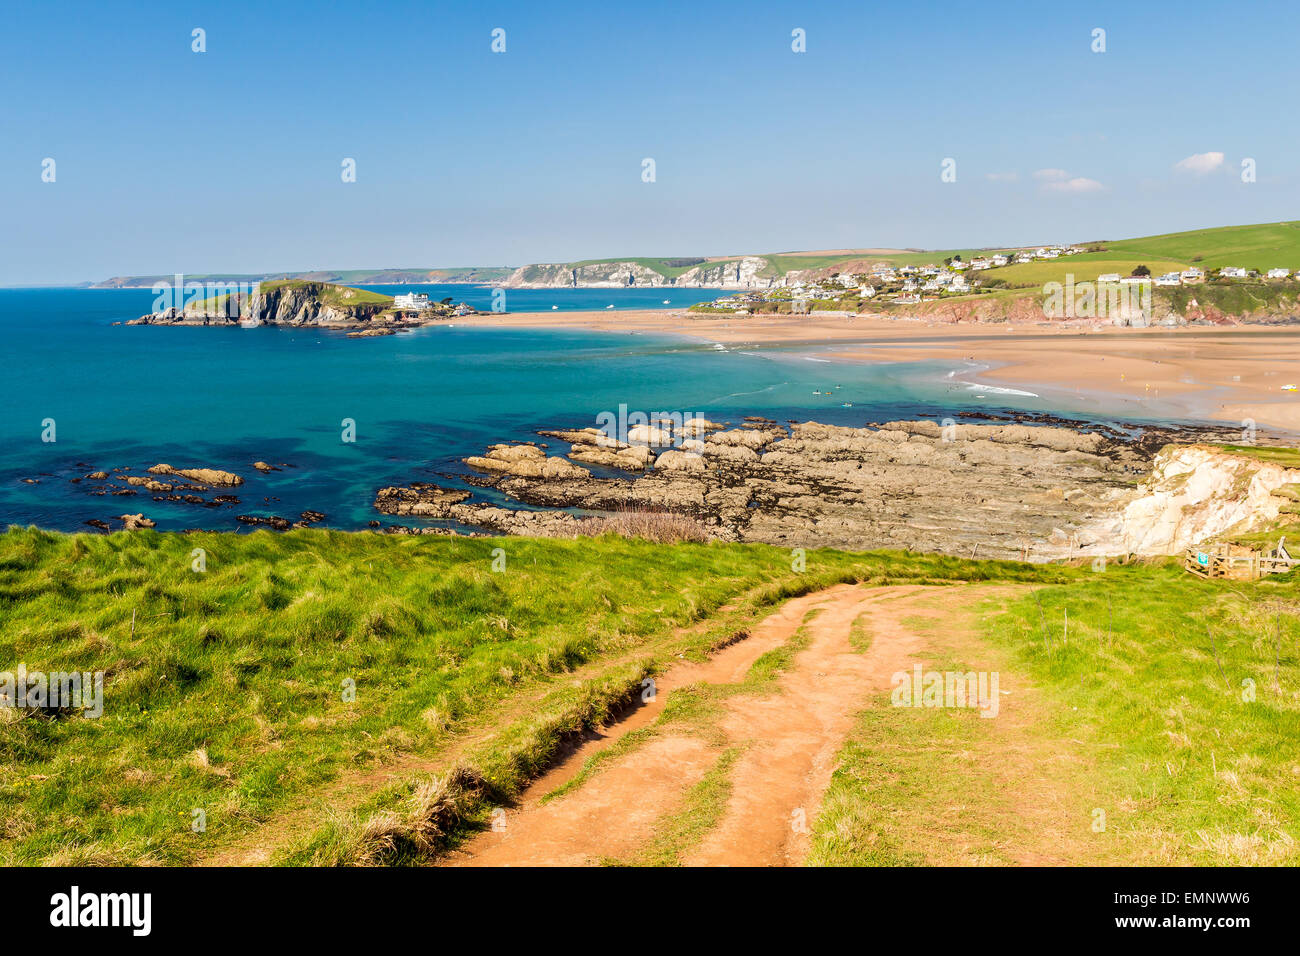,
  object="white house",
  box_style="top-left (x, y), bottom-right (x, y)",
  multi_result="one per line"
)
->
top-left (969, 257), bottom-right (992, 270)
top-left (1267, 268), bottom-right (1290, 279)
top-left (1156, 272), bottom-right (1181, 286)
top-left (950, 275), bottom-right (970, 292)
top-left (1097, 273), bottom-right (1121, 283)
top-left (1180, 267), bottom-right (1205, 283)
top-left (1220, 267), bottom-right (1247, 279)
top-left (1015, 251), bottom-right (1034, 263)
top-left (990, 254), bottom-right (1009, 267)
top-left (394, 292), bottom-right (431, 310)
top-left (1120, 275), bottom-right (1151, 285)
top-left (859, 285), bottom-right (876, 298)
